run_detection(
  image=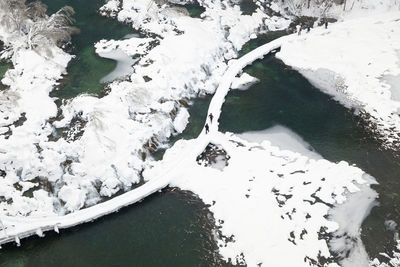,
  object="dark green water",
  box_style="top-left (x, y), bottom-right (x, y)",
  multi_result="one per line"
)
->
top-left (0, 190), bottom-right (222, 267)
top-left (0, 61), bottom-right (11, 90)
top-left (184, 3), bottom-right (206, 18)
top-left (0, 62), bottom-right (11, 81)
top-left (219, 34), bottom-right (400, 260)
top-left (41, 0), bottom-right (134, 99)
top-left (238, 0), bottom-right (258, 15)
